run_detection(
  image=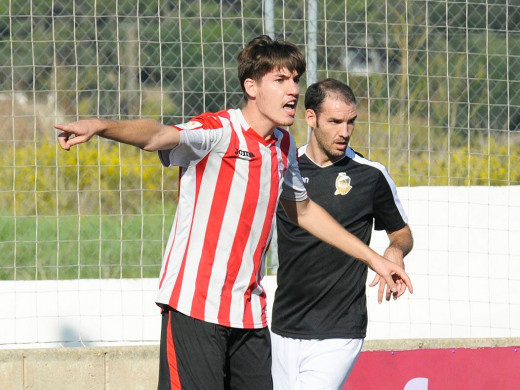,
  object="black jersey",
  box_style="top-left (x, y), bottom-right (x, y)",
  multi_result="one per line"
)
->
top-left (271, 145), bottom-right (407, 339)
